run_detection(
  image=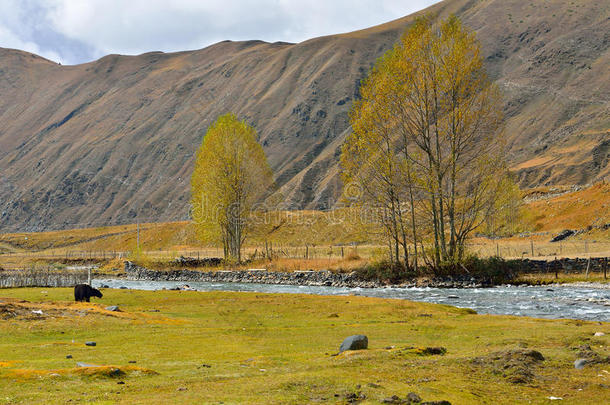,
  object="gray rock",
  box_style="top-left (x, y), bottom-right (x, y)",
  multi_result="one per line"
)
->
top-left (594, 332), bottom-right (605, 337)
top-left (421, 402), bottom-right (451, 405)
top-left (406, 392), bottom-right (422, 403)
top-left (85, 341), bottom-right (96, 346)
top-left (339, 335), bottom-right (368, 352)
top-left (105, 306), bottom-right (120, 312)
top-left (382, 395), bottom-right (402, 404)
top-left (574, 358), bottom-right (588, 369)
top-left (550, 229), bottom-right (574, 242)
top-left (76, 362), bottom-right (100, 367)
